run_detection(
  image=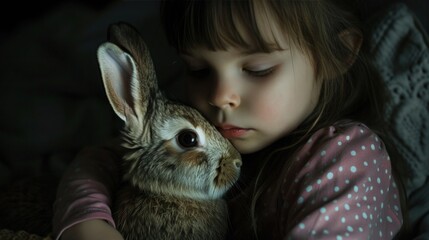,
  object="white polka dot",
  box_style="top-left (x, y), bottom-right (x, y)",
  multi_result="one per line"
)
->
top-left (338, 141), bottom-right (342, 146)
top-left (336, 235), bottom-right (343, 240)
top-left (351, 150), bottom-right (357, 156)
top-left (347, 226), bottom-right (353, 232)
top-left (299, 223), bottom-right (305, 229)
top-left (321, 150), bottom-right (326, 156)
top-left (306, 185), bottom-right (313, 192)
top-left (387, 216), bottom-right (393, 223)
top-left (339, 166), bottom-right (343, 172)
top-left (359, 227), bottom-right (363, 232)
top-left (317, 179), bottom-right (322, 184)
top-left (298, 197), bottom-right (304, 204)
top-left (393, 205), bottom-right (399, 212)
top-left (325, 215), bottom-right (330, 221)
top-left (346, 135), bottom-right (350, 141)
top-left (341, 217), bottom-right (346, 223)
top-left (364, 161), bottom-right (368, 166)
top-left (354, 186), bottom-right (359, 193)
top-left (334, 186), bottom-right (340, 192)
top-left (377, 177), bottom-right (381, 184)
top-left (323, 229), bottom-right (329, 235)
top-left (335, 206), bottom-right (339, 211)
top-left (361, 145), bottom-right (366, 150)
top-left (344, 203), bottom-right (350, 210)
top-left (355, 215), bottom-right (359, 220)
top-left (371, 144), bottom-right (376, 150)
top-left (320, 207), bottom-right (326, 213)
top-left (350, 166), bottom-right (357, 173)
top-left (362, 212), bottom-right (368, 219)
top-left (327, 172), bottom-right (334, 179)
